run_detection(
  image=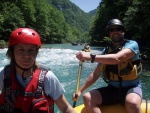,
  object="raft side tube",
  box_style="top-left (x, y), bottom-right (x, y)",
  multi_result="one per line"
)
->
top-left (74, 99), bottom-right (150, 113)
